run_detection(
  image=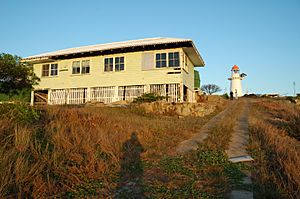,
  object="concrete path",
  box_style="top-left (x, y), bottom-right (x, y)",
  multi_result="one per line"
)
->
top-left (176, 98), bottom-right (253, 161)
top-left (225, 99), bottom-right (253, 199)
top-left (228, 190), bottom-right (253, 199)
top-left (226, 99), bottom-right (253, 162)
top-left (176, 100), bottom-right (239, 154)
top-left (176, 98), bottom-right (254, 199)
